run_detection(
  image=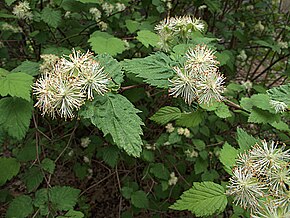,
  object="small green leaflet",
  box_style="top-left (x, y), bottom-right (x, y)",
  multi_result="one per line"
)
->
top-left (41, 7), bottom-right (62, 28)
top-left (12, 60), bottom-right (40, 76)
top-left (248, 108), bottom-right (279, 124)
top-left (0, 72), bottom-right (33, 101)
top-left (136, 30), bottom-right (159, 48)
top-left (131, 190), bottom-right (149, 209)
top-left (150, 106), bottom-right (181, 125)
top-left (22, 167), bottom-right (44, 192)
top-left (6, 195), bottom-right (33, 218)
top-left (0, 157), bottom-right (20, 186)
top-left (49, 186), bottom-right (81, 211)
top-left (267, 83), bottom-right (290, 106)
top-left (81, 93), bottom-right (144, 157)
top-left (123, 52), bottom-right (175, 88)
top-left (240, 94), bottom-right (275, 113)
top-left (0, 97), bottom-right (33, 140)
top-left (170, 182), bottom-right (227, 217)
top-left (176, 110), bottom-right (203, 127)
top-left (89, 31), bottom-right (126, 56)
top-left (5, 0), bottom-right (17, 6)
top-left (219, 142), bottom-right (238, 174)
top-left (237, 128), bottom-right (260, 152)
